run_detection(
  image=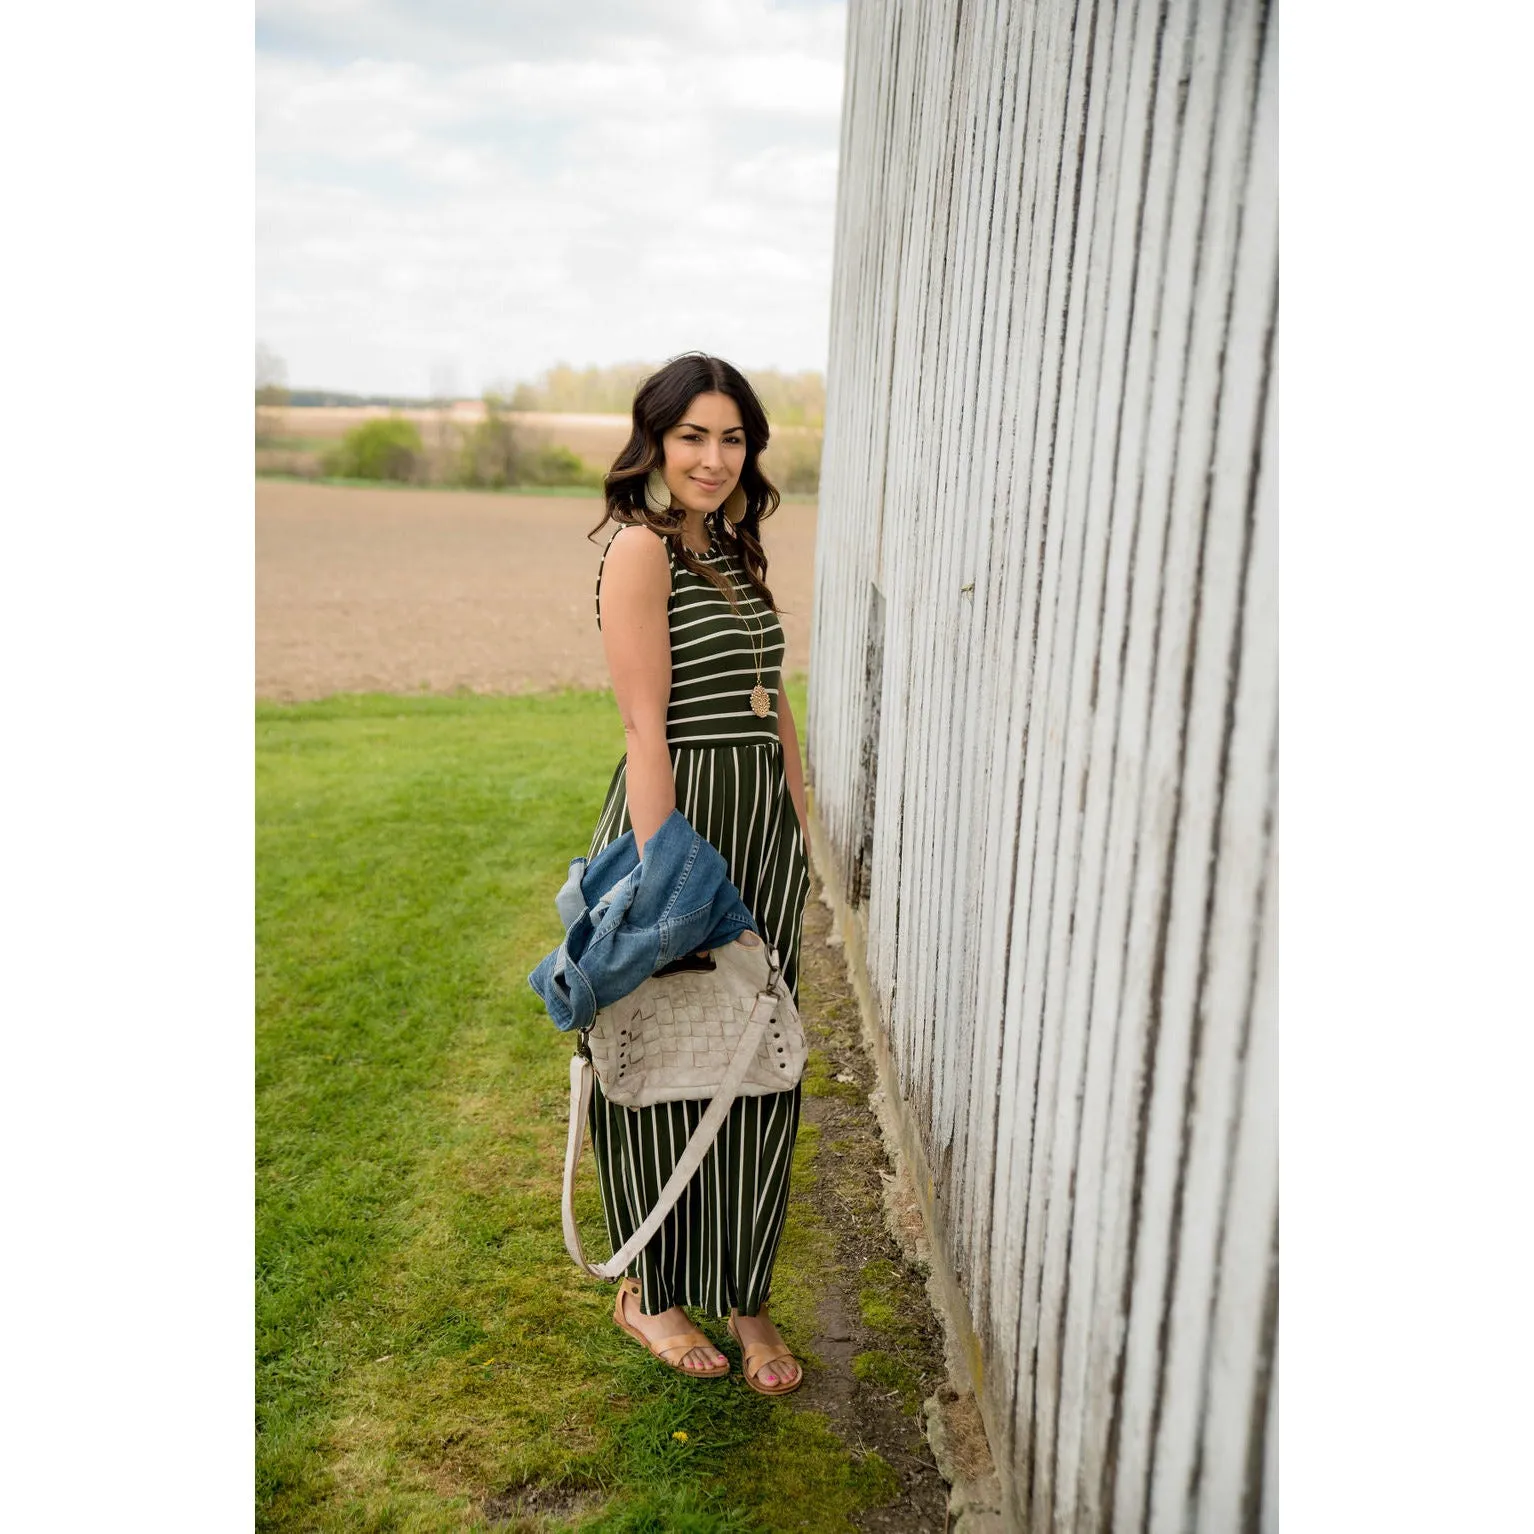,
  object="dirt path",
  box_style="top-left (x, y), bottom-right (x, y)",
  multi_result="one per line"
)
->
top-left (256, 480), bottom-right (818, 700)
top-left (793, 867), bottom-right (954, 1531)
